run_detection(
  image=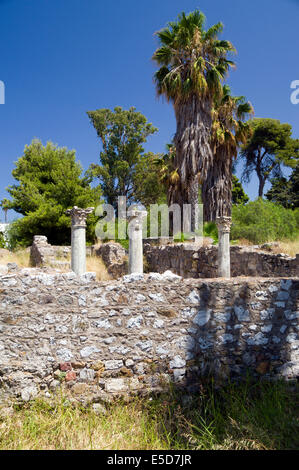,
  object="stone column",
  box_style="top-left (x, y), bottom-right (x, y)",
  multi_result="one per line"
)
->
top-left (66, 206), bottom-right (94, 276)
top-left (216, 216), bottom-right (232, 278)
top-left (127, 209), bottom-right (147, 274)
